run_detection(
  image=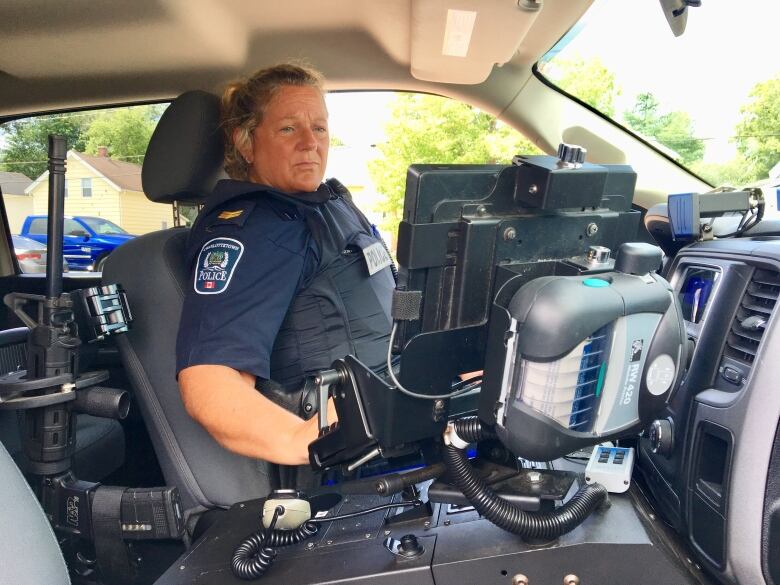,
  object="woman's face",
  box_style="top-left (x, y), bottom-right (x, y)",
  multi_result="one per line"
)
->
top-left (238, 85), bottom-right (329, 193)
